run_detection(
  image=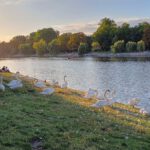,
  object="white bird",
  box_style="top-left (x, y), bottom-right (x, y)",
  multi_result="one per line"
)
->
top-left (7, 72), bottom-right (23, 89)
top-left (0, 76), bottom-right (5, 92)
top-left (51, 79), bottom-right (59, 86)
top-left (139, 108), bottom-right (148, 115)
top-left (128, 98), bottom-right (140, 107)
top-left (84, 88), bottom-right (97, 99)
top-left (40, 87), bottom-right (55, 95)
top-left (61, 75), bottom-right (68, 88)
top-left (34, 79), bottom-right (46, 88)
top-left (92, 90), bottom-right (116, 107)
